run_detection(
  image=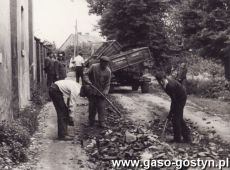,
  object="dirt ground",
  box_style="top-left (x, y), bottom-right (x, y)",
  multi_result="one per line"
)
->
top-left (13, 73), bottom-right (95, 170)
top-left (13, 73), bottom-right (230, 170)
top-left (13, 99), bottom-right (95, 170)
top-left (112, 88), bottom-right (230, 143)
